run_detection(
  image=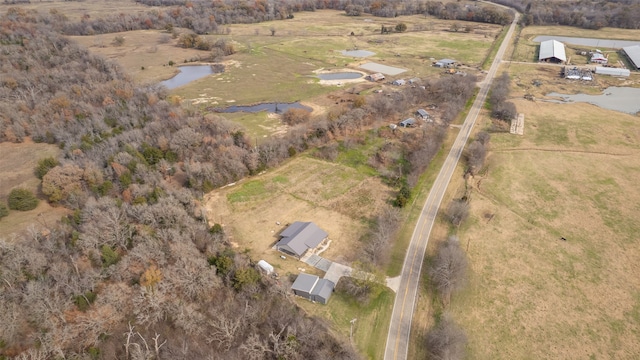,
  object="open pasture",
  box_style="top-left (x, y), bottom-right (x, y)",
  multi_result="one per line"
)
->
top-left (443, 94), bottom-right (640, 359)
